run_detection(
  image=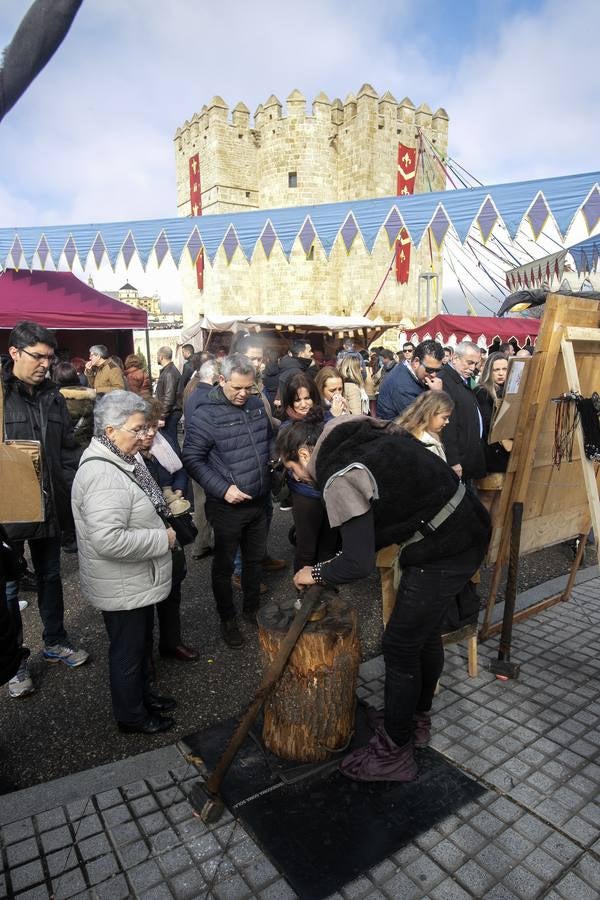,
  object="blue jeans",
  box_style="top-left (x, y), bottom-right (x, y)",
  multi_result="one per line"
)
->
top-left (6, 537), bottom-right (67, 647)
